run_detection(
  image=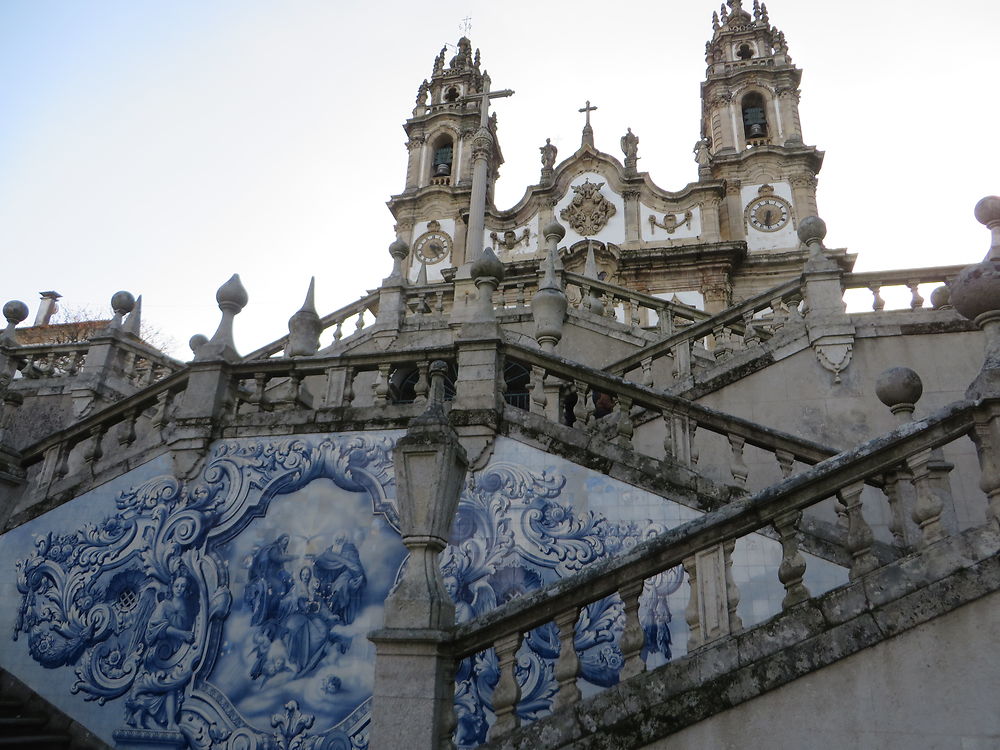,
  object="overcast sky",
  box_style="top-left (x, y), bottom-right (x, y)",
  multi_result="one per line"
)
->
top-left (2, 0), bottom-right (998, 358)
